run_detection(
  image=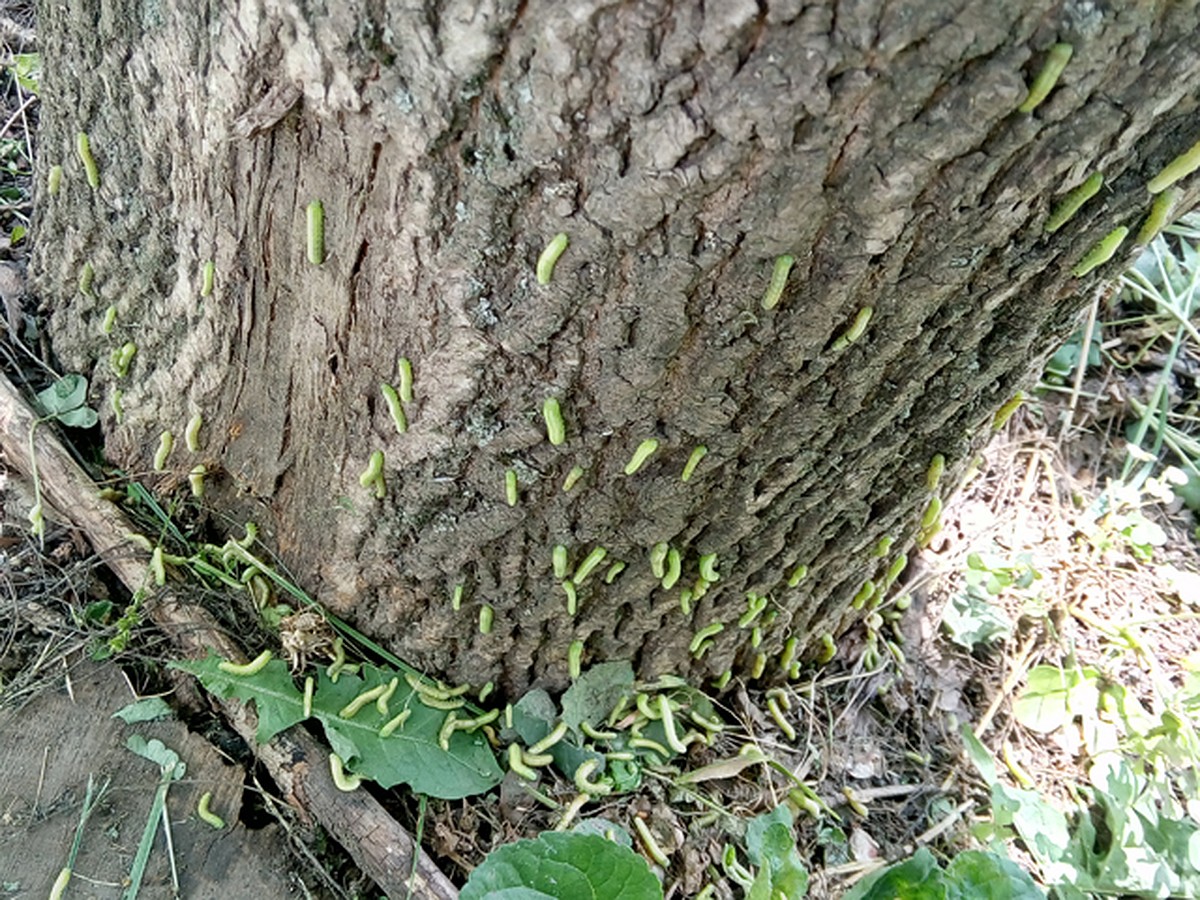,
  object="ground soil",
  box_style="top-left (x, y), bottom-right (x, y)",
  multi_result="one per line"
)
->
top-left (0, 653), bottom-right (305, 897)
